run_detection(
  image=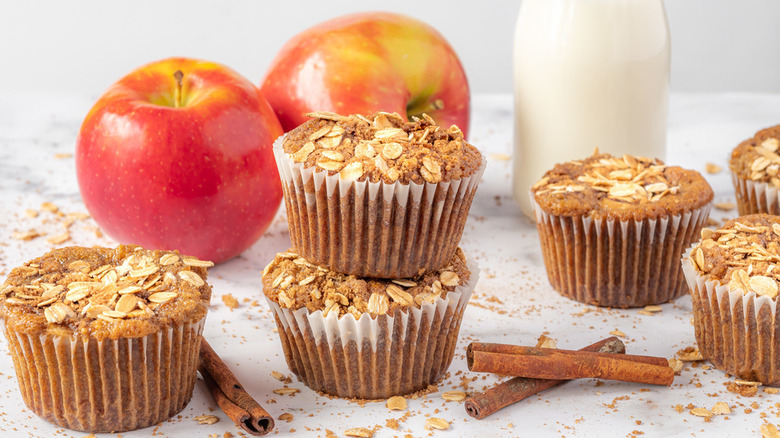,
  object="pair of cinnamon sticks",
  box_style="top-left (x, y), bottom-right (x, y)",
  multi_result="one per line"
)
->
top-left (199, 337), bottom-right (274, 435)
top-left (464, 336), bottom-right (674, 419)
